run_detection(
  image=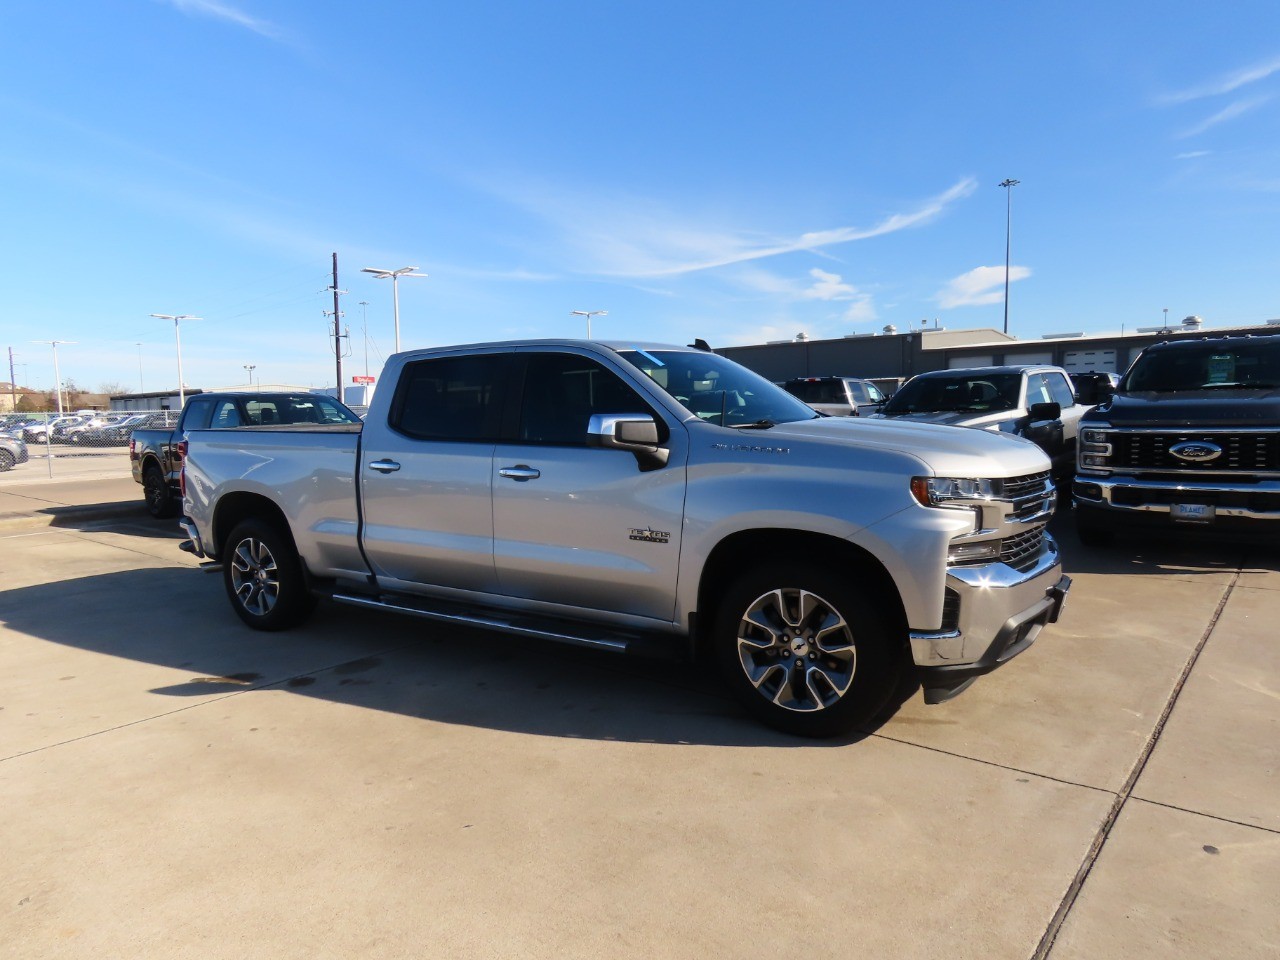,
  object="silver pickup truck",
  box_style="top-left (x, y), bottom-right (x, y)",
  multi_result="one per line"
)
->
top-left (180, 340), bottom-right (1070, 737)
